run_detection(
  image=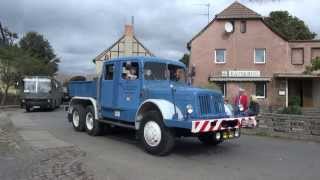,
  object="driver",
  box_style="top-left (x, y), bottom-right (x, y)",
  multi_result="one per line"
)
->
top-left (126, 67), bottom-right (137, 80)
